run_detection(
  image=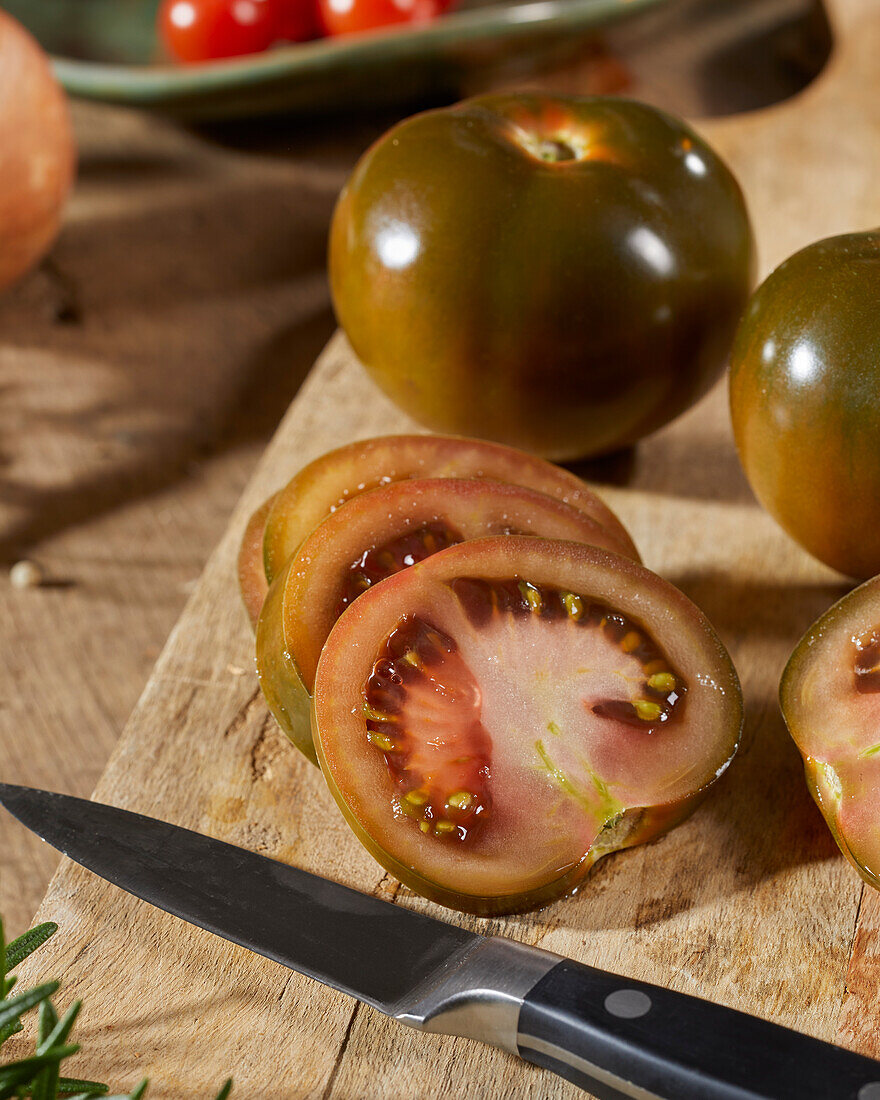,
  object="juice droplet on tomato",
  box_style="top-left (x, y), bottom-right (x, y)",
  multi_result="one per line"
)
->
top-left (854, 629), bottom-right (880, 693)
